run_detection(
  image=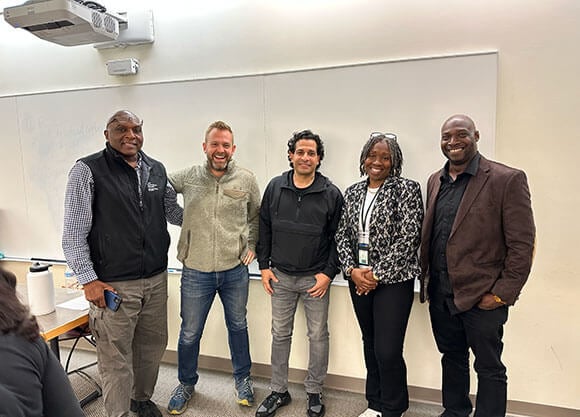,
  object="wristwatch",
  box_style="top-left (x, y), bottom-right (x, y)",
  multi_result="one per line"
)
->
top-left (344, 266), bottom-right (354, 278)
top-left (492, 294), bottom-right (506, 305)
